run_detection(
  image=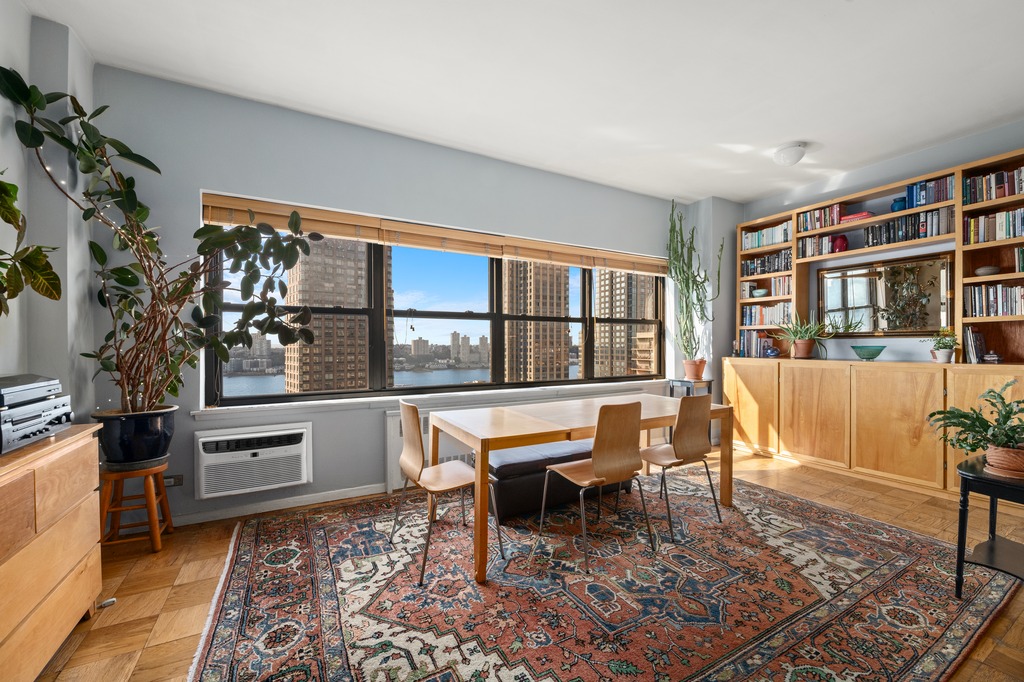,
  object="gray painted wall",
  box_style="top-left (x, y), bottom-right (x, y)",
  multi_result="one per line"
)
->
top-left (0, 1), bottom-right (32, 374)
top-left (78, 66), bottom-right (672, 521)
